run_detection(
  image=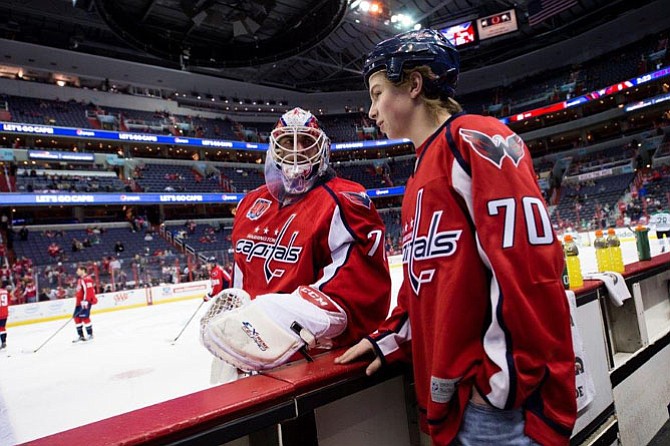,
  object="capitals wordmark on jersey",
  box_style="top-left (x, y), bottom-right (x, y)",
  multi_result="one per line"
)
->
top-left (235, 214), bottom-right (303, 283)
top-left (402, 188), bottom-right (462, 295)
